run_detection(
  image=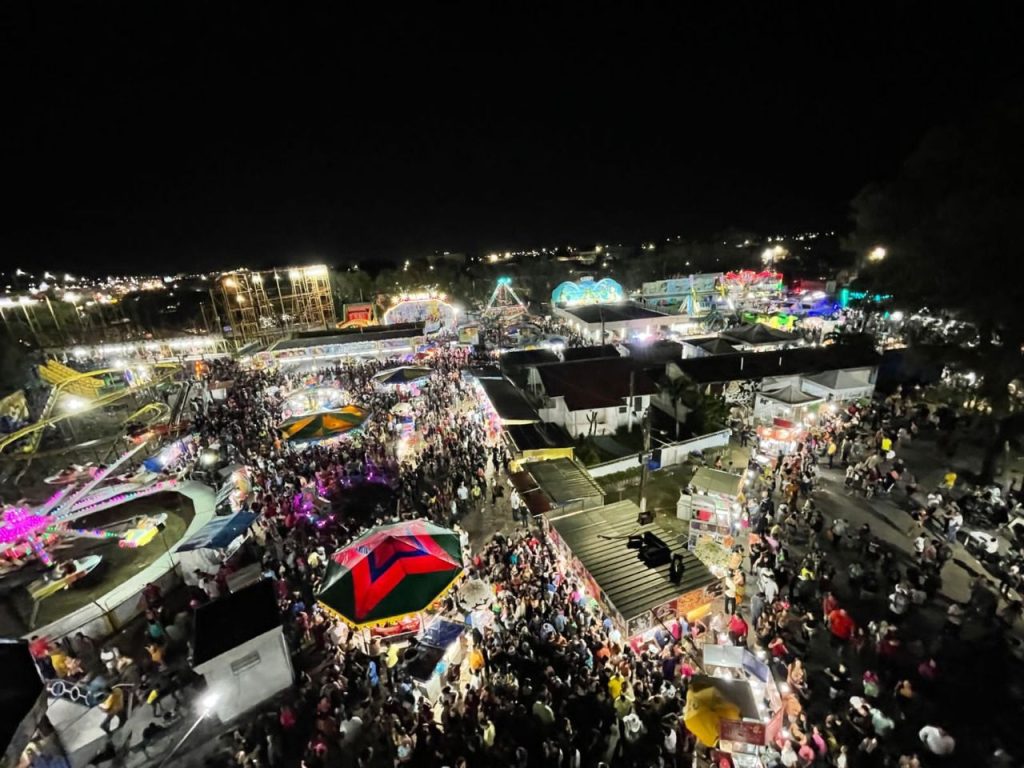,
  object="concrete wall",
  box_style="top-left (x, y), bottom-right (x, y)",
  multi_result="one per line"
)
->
top-left (194, 627), bottom-right (294, 723)
top-left (28, 481), bottom-right (217, 641)
top-left (587, 428), bottom-right (732, 477)
top-left (540, 396), bottom-right (650, 438)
